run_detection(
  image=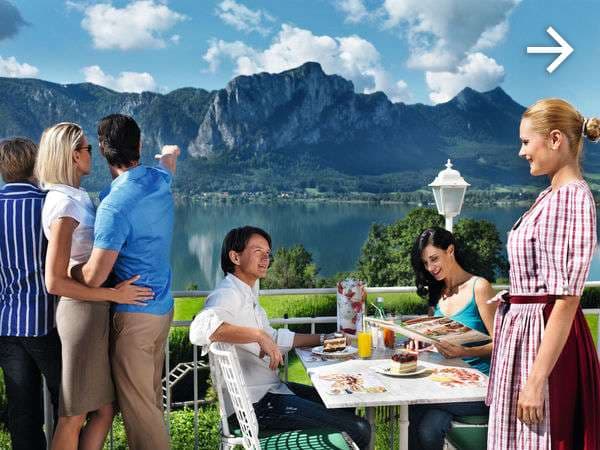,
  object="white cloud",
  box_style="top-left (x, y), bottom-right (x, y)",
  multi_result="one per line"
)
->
top-left (425, 52), bottom-right (505, 104)
top-left (0, 55), bottom-right (39, 78)
top-left (82, 65), bottom-right (157, 93)
top-left (382, 0), bottom-right (519, 71)
top-left (203, 24), bottom-right (411, 102)
top-left (335, 0), bottom-right (370, 23)
top-left (80, 1), bottom-right (186, 50)
top-left (215, 0), bottom-right (274, 35)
